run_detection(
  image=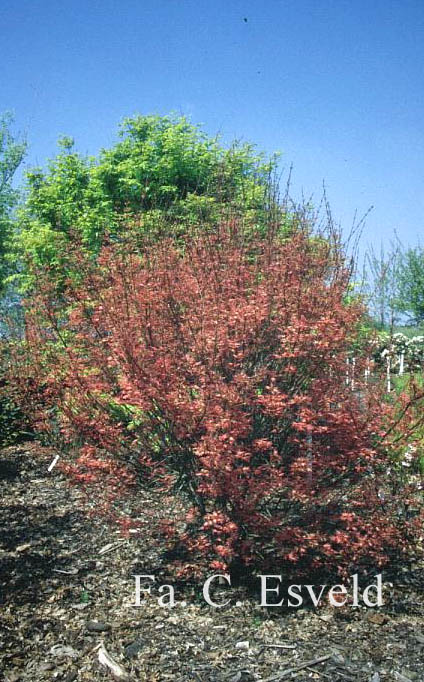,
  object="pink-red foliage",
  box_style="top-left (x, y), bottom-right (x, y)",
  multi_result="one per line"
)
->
top-left (12, 224), bottom-right (424, 578)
